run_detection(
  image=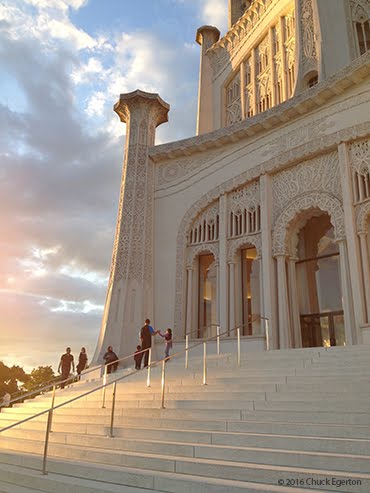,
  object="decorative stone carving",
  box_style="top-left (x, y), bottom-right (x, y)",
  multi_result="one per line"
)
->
top-left (357, 200), bottom-right (370, 232)
top-left (349, 137), bottom-right (370, 203)
top-left (350, 137), bottom-right (370, 174)
top-left (272, 151), bottom-right (341, 222)
top-left (272, 192), bottom-right (345, 256)
top-left (151, 54), bottom-right (370, 164)
top-left (172, 118), bottom-right (370, 334)
top-left (300, 0), bottom-right (318, 74)
top-left (187, 243), bottom-right (219, 269)
top-left (207, 0), bottom-right (278, 79)
top-left (262, 119), bottom-right (336, 158)
top-left (227, 234), bottom-right (262, 262)
top-left (188, 201), bottom-right (220, 245)
top-left (226, 72), bottom-right (242, 126)
top-left (228, 181), bottom-right (261, 237)
top-left (350, 0), bottom-right (370, 23)
top-left (111, 91), bottom-right (169, 285)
